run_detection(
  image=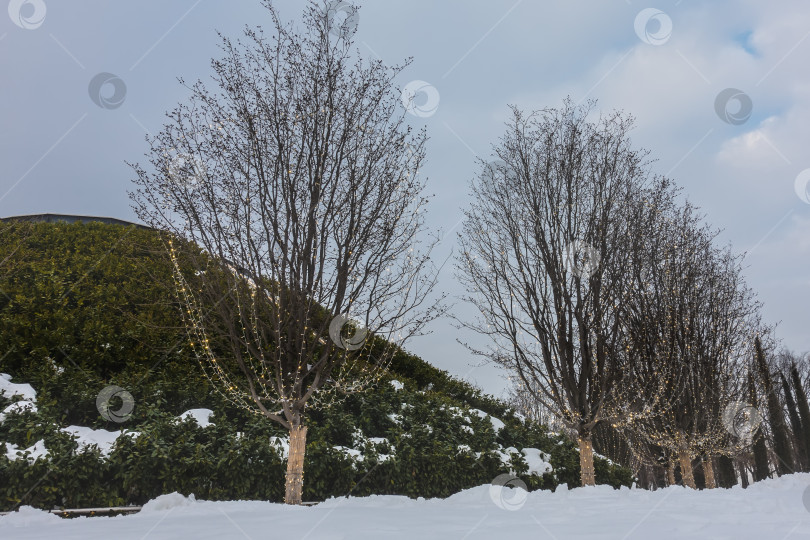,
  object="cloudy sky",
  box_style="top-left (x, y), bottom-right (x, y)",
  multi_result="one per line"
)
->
top-left (2, 0), bottom-right (809, 398)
